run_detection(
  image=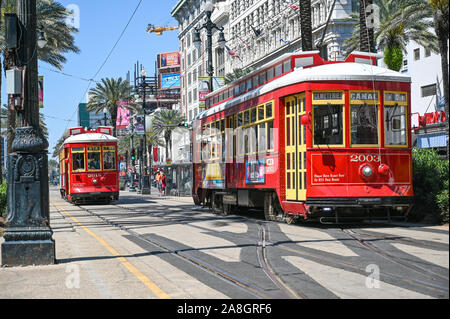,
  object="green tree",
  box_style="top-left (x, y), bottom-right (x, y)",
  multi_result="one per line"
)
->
top-left (430, 0), bottom-right (449, 158)
top-left (86, 77), bottom-right (133, 137)
top-left (224, 67), bottom-right (254, 84)
top-left (151, 109), bottom-right (186, 160)
top-left (344, 0), bottom-right (439, 70)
